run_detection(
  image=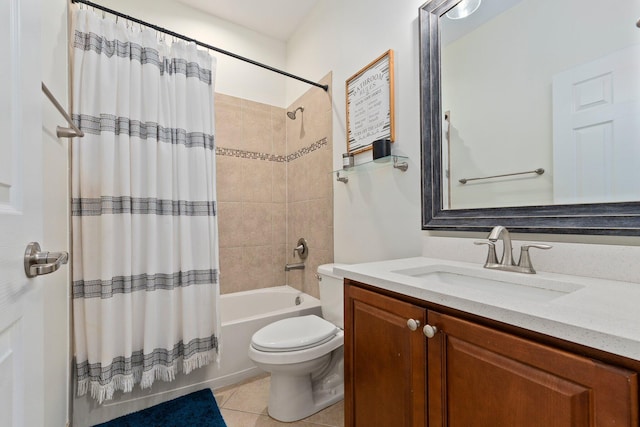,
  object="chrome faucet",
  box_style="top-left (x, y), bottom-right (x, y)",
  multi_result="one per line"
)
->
top-left (488, 225), bottom-right (515, 266)
top-left (475, 226), bottom-right (551, 274)
top-left (292, 238), bottom-right (308, 259)
top-left (293, 244), bottom-right (305, 258)
top-left (286, 238), bottom-right (308, 271)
